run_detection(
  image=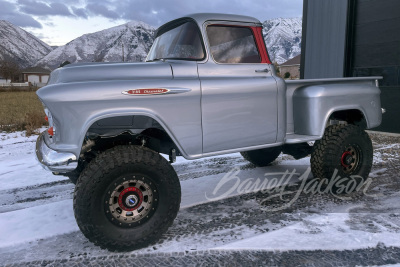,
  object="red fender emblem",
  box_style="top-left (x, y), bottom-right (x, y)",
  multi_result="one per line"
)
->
top-left (122, 88), bottom-right (169, 95)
